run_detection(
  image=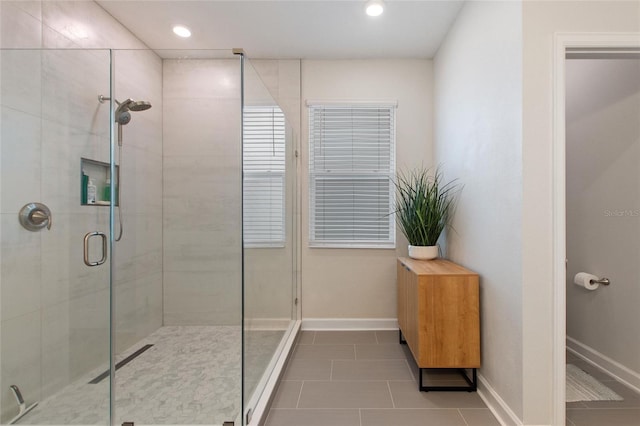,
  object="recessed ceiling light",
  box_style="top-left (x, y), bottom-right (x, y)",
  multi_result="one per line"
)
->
top-left (173, 25), bottom-right (191, 38)
top-left (365, 0), bottom-right (384, 17)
